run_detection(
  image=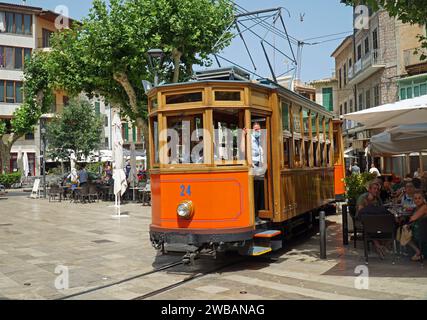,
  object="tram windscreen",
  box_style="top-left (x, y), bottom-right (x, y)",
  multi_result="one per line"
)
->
top-left (213, 109), bottom-right (246, 163)
top-left (166, 114), bottom-right (204, 164)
